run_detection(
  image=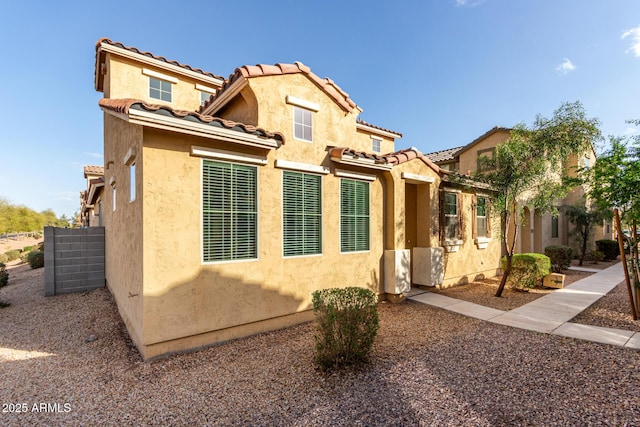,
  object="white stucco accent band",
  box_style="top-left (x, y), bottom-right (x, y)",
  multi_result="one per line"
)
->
top-left (334, 169), bottom-right (377, 182)
top-left (191, 146), bottom-right (268, 165)
top-left (285, 95), bottom-right (320, 112)
top-left (275, 159), bottom-right (329, 174)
